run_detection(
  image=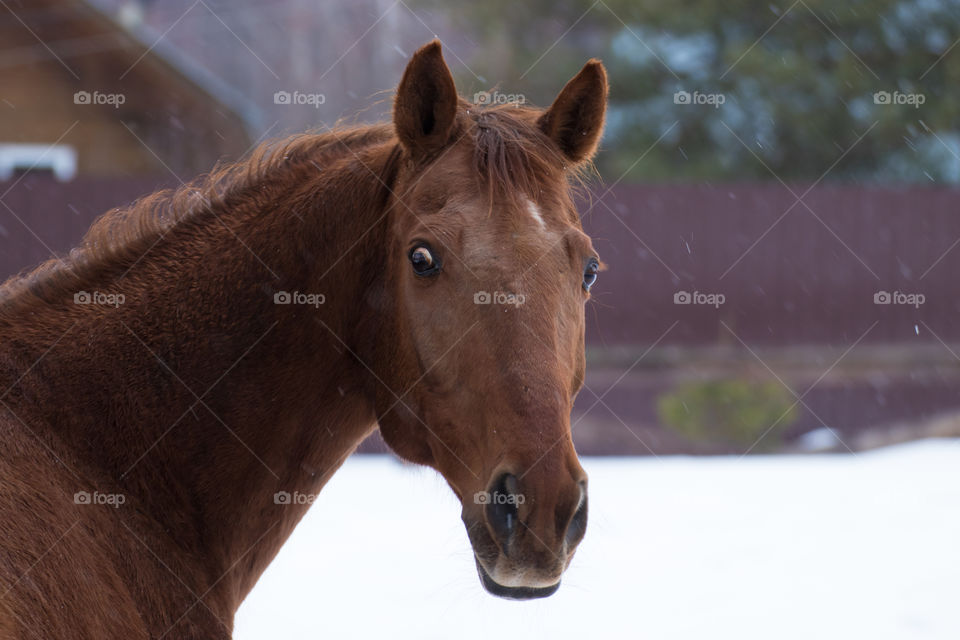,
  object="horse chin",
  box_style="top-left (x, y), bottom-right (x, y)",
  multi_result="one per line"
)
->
top-left (473, 556), bottom-right (561, 601)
